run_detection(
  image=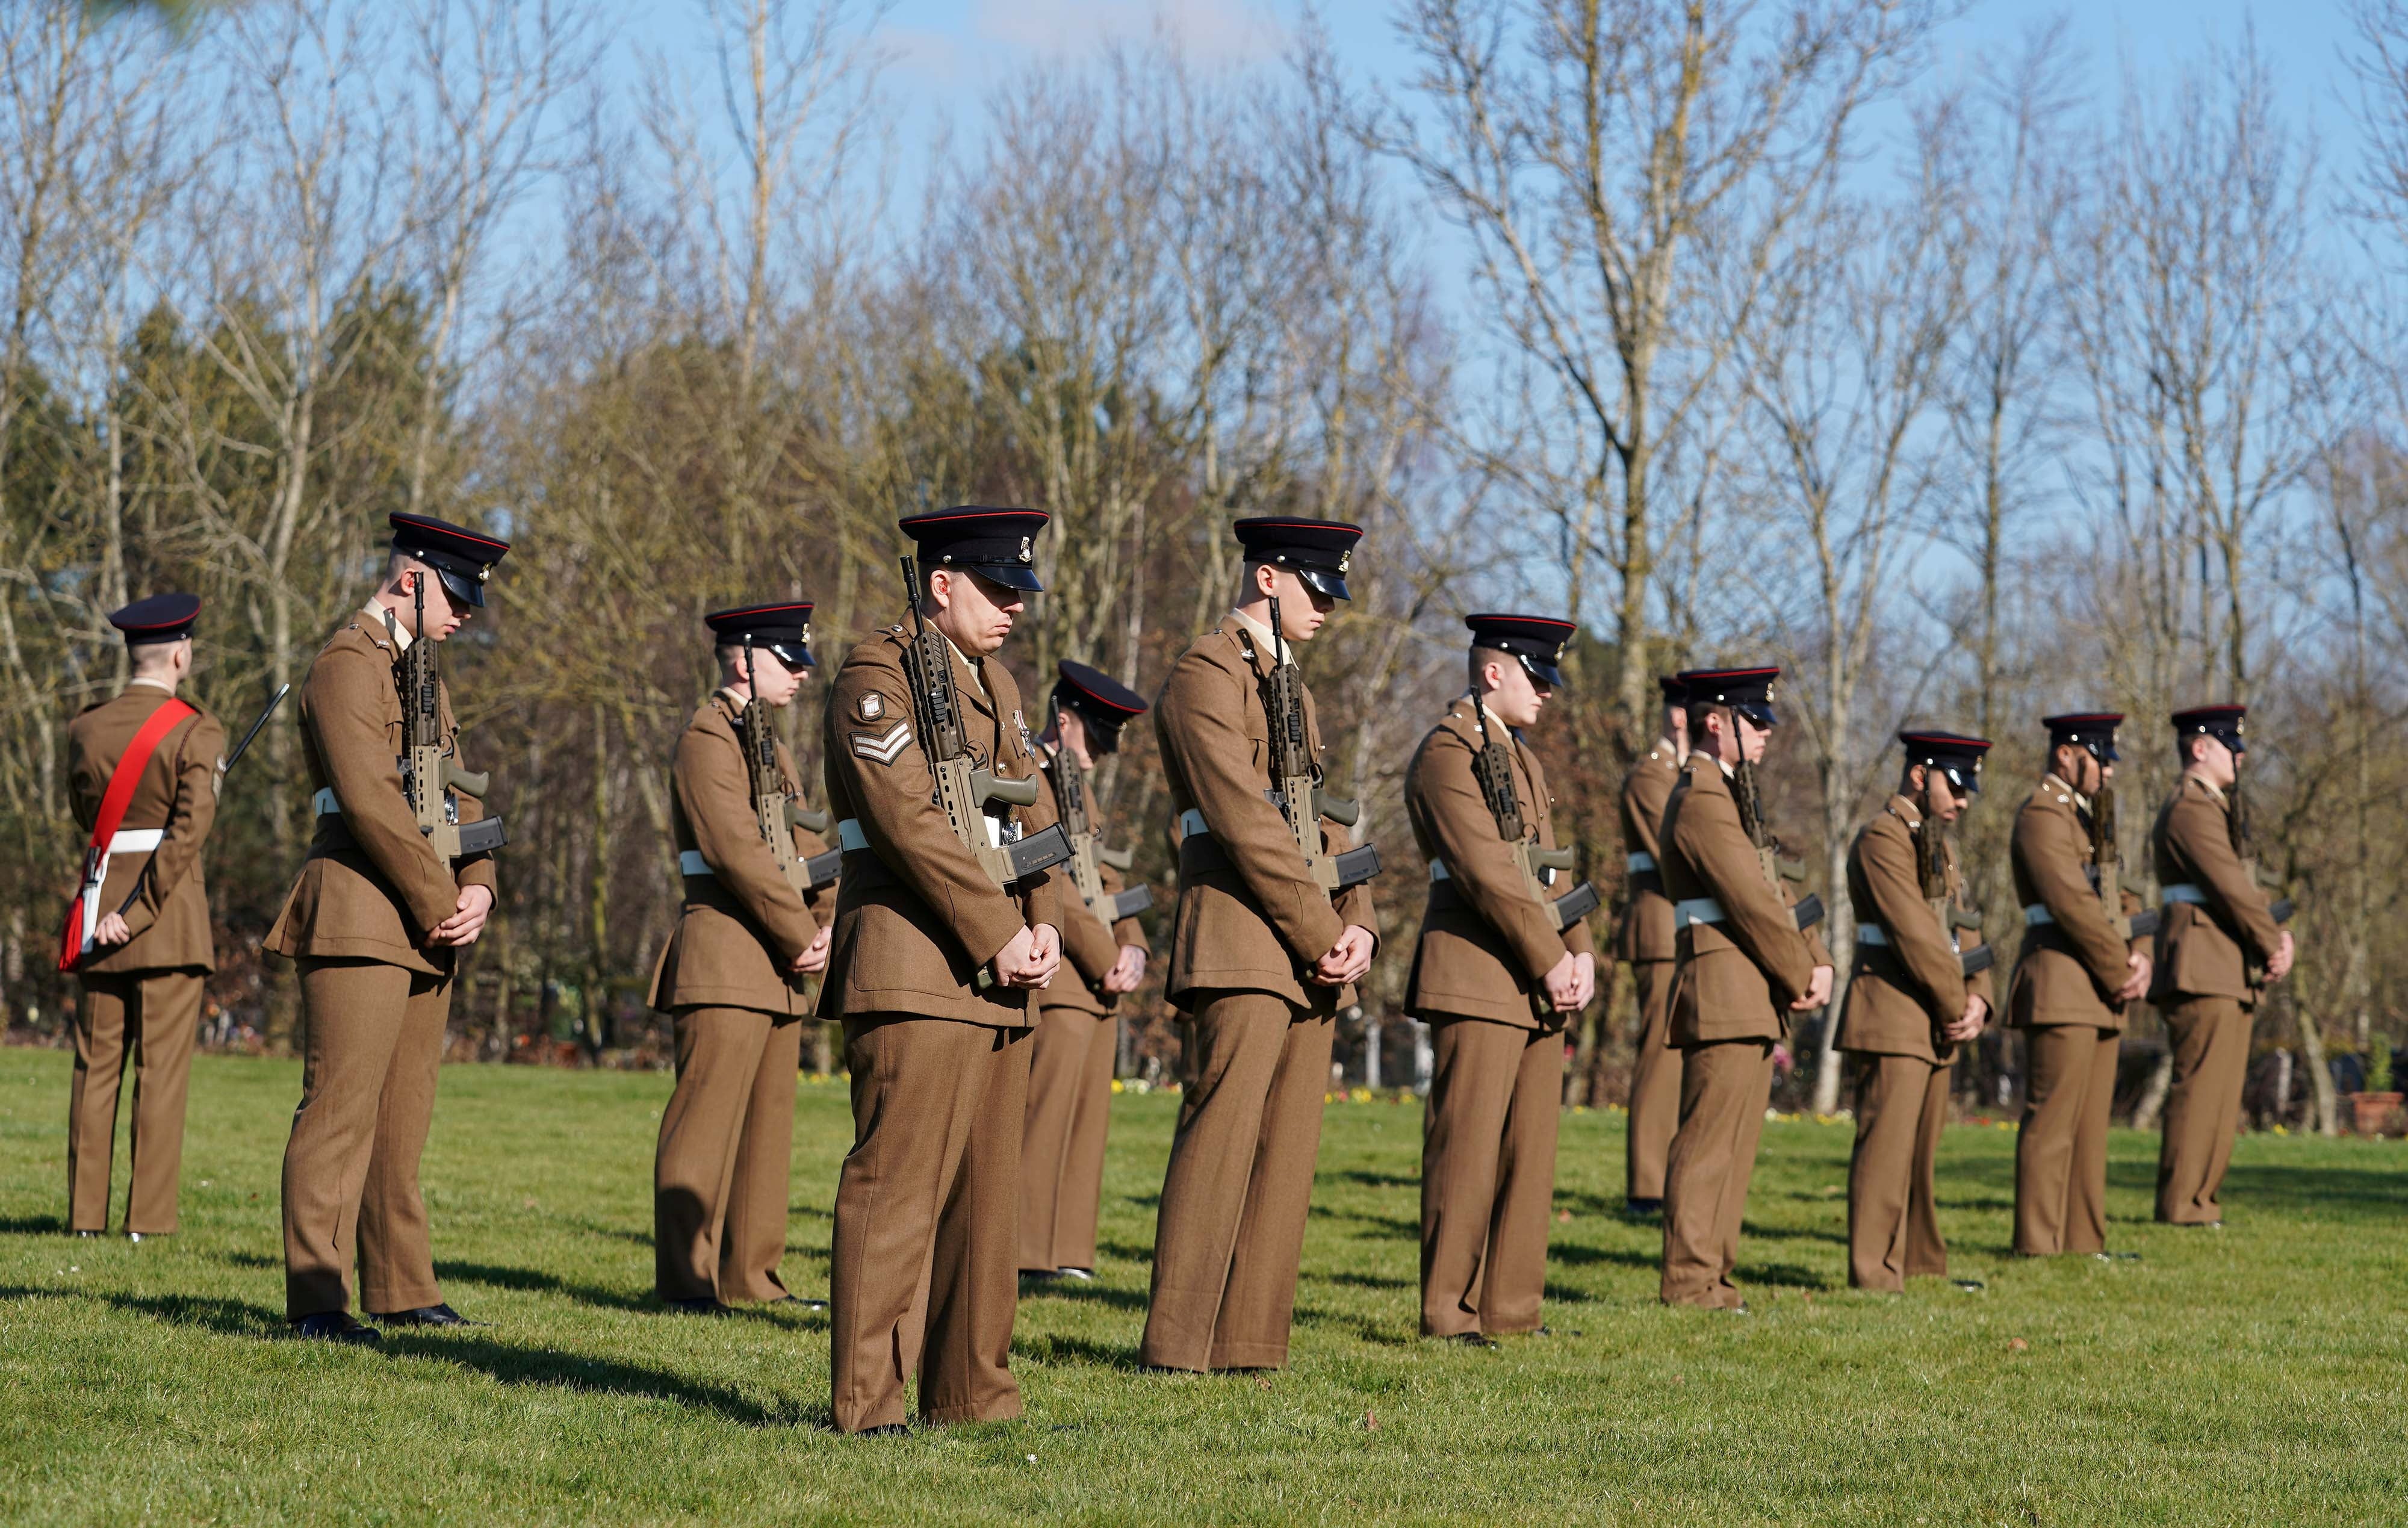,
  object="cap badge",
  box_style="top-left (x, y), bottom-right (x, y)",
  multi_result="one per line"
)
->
top-left (858, 693), bottom-right (884, 721)
top-left (1019, 536), bottom-right (1032, 562)
top-left (1338, 550), bottom-right (1352, 573)
top-left (477, 565), bottom-right (490, 583)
